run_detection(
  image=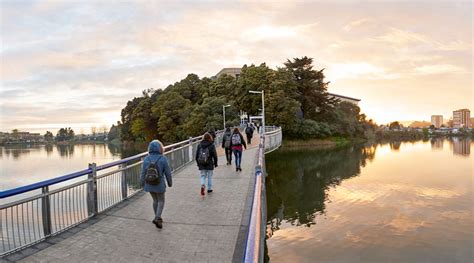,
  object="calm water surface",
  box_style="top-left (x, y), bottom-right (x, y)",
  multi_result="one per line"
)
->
top-left (1, 144), bottom-right (144, 191)
top-left (266, 138), bottom-right (473, 263)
